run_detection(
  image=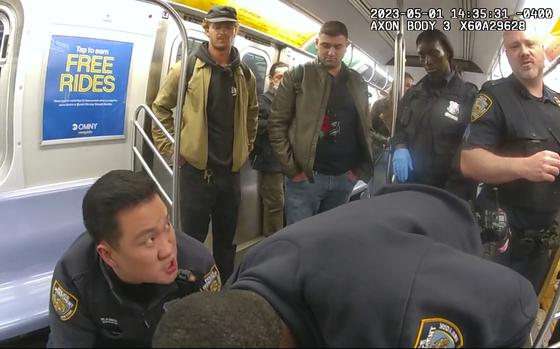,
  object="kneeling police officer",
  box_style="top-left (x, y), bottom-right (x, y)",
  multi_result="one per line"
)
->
top-left (47, 170), bottom-right (220, 347)
top-left (153, 184), bottom-right (537, 348)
